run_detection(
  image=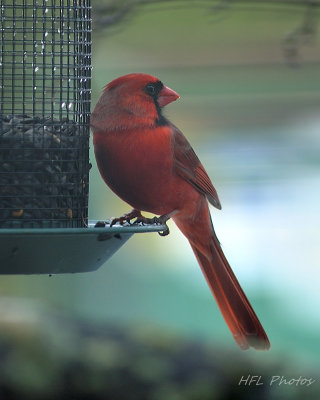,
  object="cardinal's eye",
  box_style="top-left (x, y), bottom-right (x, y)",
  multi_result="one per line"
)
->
top-left (145, 84), bottom-right (156, 96)
top-left (145, 81), bottom-right (164, 99)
